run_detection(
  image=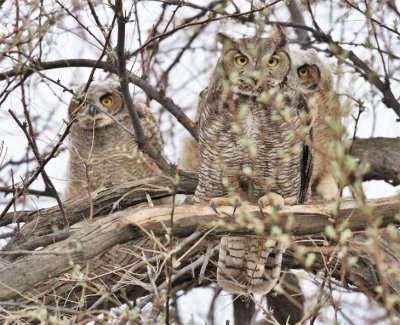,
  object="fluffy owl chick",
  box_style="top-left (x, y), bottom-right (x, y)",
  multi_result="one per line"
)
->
top-left (65, 76), bottom-right (163, 200)
top-left (194, 28), bottom-right (312, 295)
top-left (289, 49), bottom-right (344, 200)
